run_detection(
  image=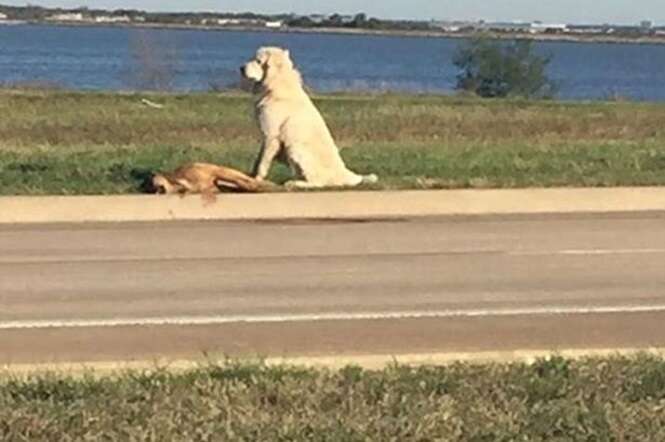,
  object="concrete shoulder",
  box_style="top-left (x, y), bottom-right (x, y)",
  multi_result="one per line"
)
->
top-left (1, 187), bottom-right (664, 224)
